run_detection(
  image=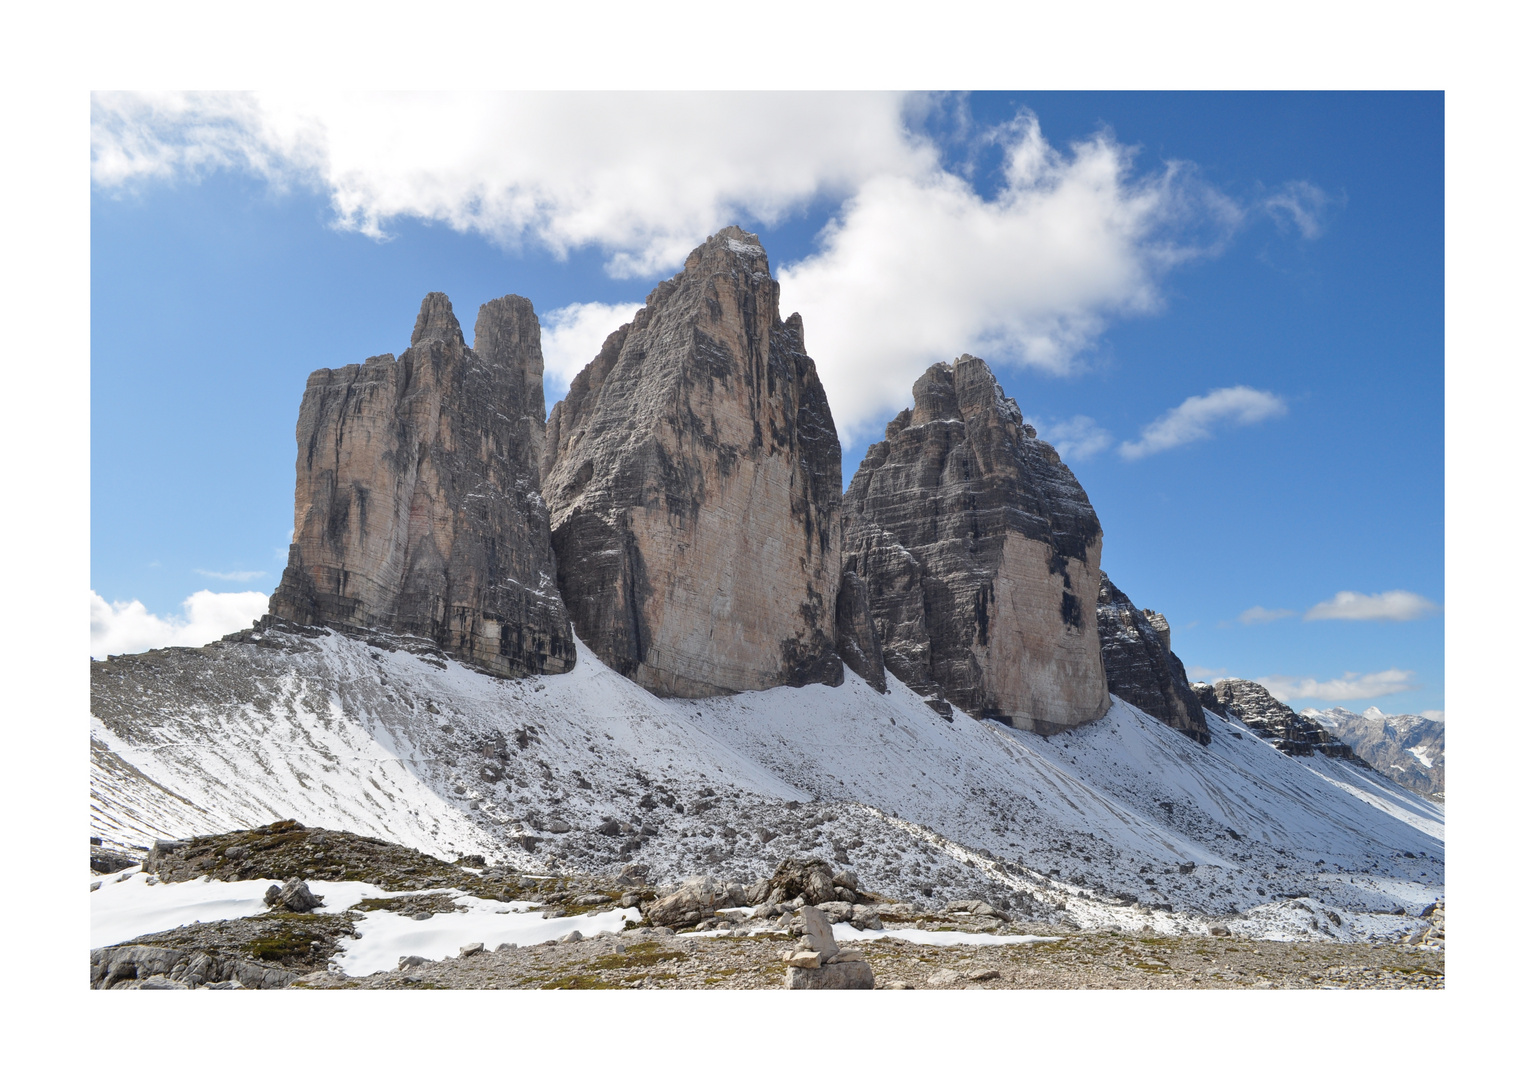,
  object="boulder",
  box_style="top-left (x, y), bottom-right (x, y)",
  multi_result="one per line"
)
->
top-left (787, 961), bottom-right (874, 989)
top-left (1096, 575), bottom-right (1210, 744)
top-left (644, 876), bottom-right (722, 928)
top-left (767, 858), bottom-right (841, 906)
top-left (845, 356), bottom-right (1109, 733)
top-left (264, 878), bottom-right (323, 913)
top-left (542, 227), bottom-right (844, 697)
top-left (268, 292), bottom-right (574, 679)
